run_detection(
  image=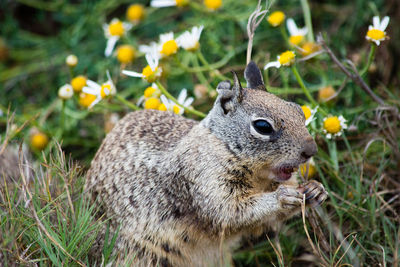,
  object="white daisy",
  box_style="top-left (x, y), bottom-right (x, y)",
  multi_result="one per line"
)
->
top-left (159, 32), bottom-right (179, 57)
top-left (323, 115), bottom-right (348, 139)
top-left (264, 51), bottom-right (296, 70)
top-left (137, 83), bottom-right (161, 106)
top-left (287, 18), bottom-right (308, 46)
top-left (160, 89), bottom-right (194, 115)
top-left (365, 16), bottom-right (390, 46)
top-left (301, 105), bottom-right (318, 126)
top-left (122, 52), bottom-right (162, 83)
top-left (103, 18), bottom-right (133, 57)
top-left (82, 72), bottom-right (116, 108)
top-left (58, 84), bottom-right (74, 100)
top-left (176, 25), bottom-right (204, 51)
